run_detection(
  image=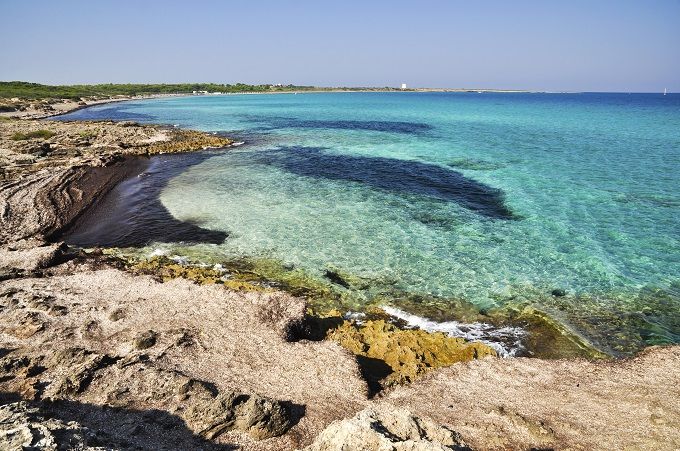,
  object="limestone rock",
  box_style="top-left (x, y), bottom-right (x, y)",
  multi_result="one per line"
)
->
top-left (253, 291), bottom-right (308, 340)
top-left (132, 330), bottom-right (158, 350)
top-left (0, 401), bottom-right (93, 450)
top-left (0, 241), bottom-right (69, 271)
top-left (184, 391), bottom-right (292, 440)
top-left (304, 407), bottom-right (469, 451)
top-left (44, 347), bottom-right (117, 399)
top-left (327, 320), bottom-right (496, 385)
